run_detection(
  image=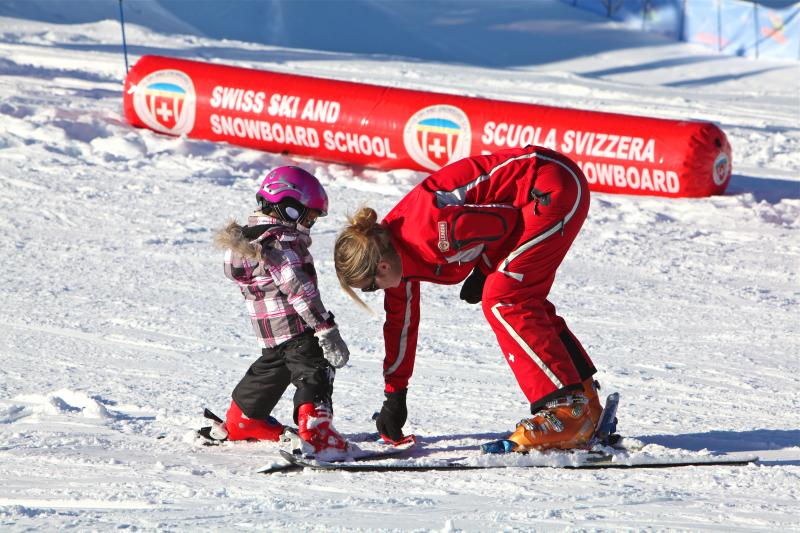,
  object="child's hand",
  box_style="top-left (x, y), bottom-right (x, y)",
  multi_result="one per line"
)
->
top-left (315, 326), bottom-right (350, 368)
